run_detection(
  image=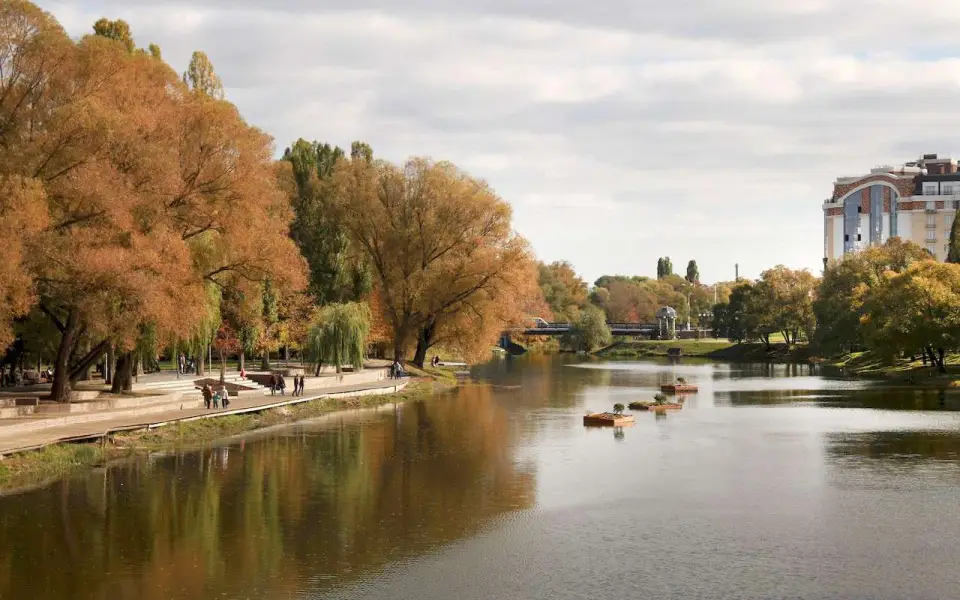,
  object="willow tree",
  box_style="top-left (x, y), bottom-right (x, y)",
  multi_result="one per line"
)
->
top-left (306, 303), bottom-right (370, 374)
top-left (329, 157), bottom-right (538, 367)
